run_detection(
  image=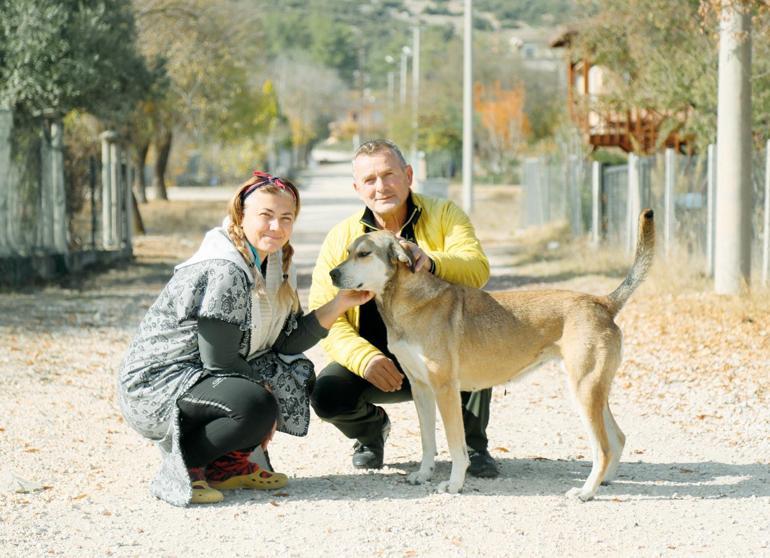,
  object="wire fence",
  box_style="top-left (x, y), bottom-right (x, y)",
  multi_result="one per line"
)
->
top-left (521, 142), bottom-right (770, 286)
